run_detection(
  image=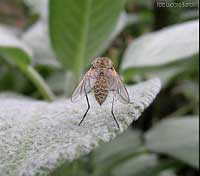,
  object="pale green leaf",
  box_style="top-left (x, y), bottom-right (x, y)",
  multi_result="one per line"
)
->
top-left (145, 117), bottom-right (199, 168)
top-left (111, 154), bottom-right (159, 176)
top-left (122, 20), bottom-right (199, 70)
top-left (159, 169), bottom-right (177, 176)
top-left (93, 129), bottom-right (143, 164)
